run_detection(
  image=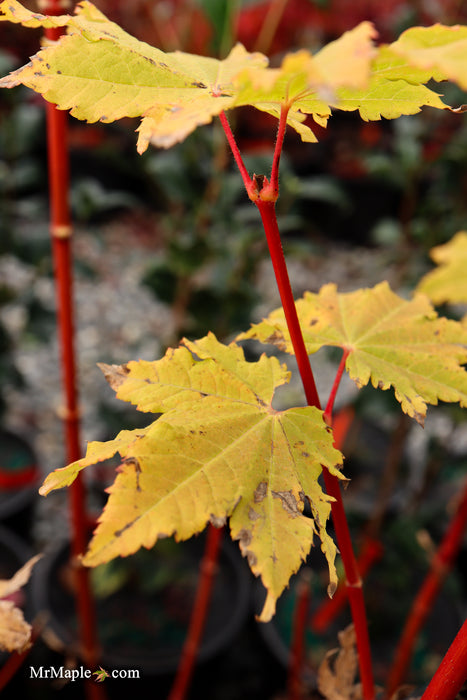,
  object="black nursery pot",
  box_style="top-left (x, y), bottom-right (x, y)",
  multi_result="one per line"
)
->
top-left (0, 429), bottom-right (40, 538)
top-left (31, 532), bottom-right (251, 678)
